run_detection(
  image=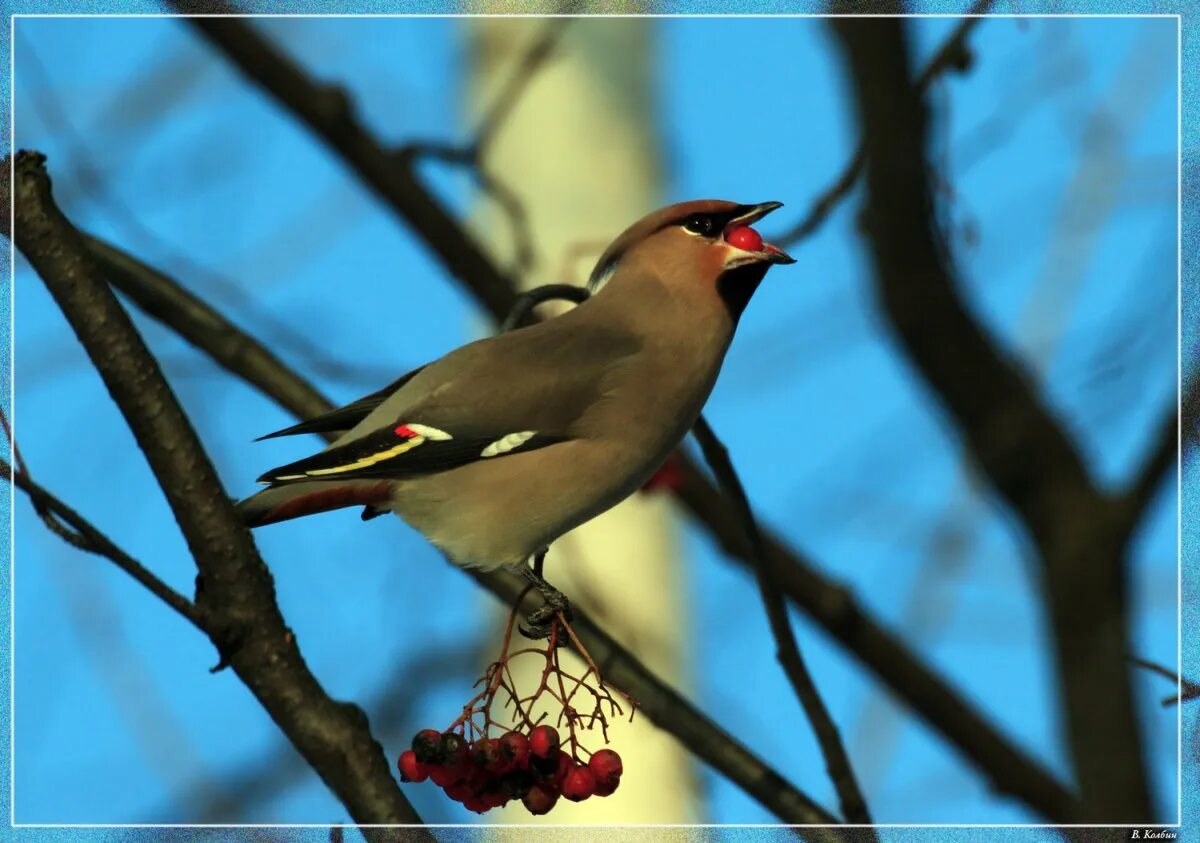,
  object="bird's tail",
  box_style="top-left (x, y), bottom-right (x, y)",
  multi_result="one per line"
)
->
top-left (238, 480), bottom-right (393, 528)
